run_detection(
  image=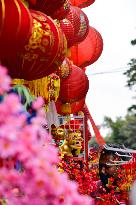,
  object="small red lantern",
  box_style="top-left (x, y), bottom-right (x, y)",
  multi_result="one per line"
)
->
top-left (0, 0), bottom-right (32, 57)
top-left (55, 98), bottom-right (85, 115)
top-left (58, 64), bottom-right (89, 103)
top-left (72, 7), bottom-right (89, 43)
top-left (60, 19), bottom-right (75, 47)
top-left (65, 6), bottom-right (80, 35)
top-left (2, 10), bottom-right (67, 80)
top-left (70, 26), bottom-right (103, 67)
top-left (69, 0), bottom-right (95, 8)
